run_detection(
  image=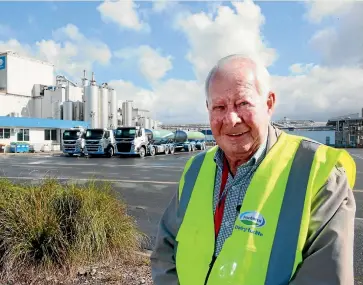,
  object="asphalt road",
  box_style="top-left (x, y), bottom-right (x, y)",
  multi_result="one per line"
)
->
top-left (0, 149), bottom-right (362, 283)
